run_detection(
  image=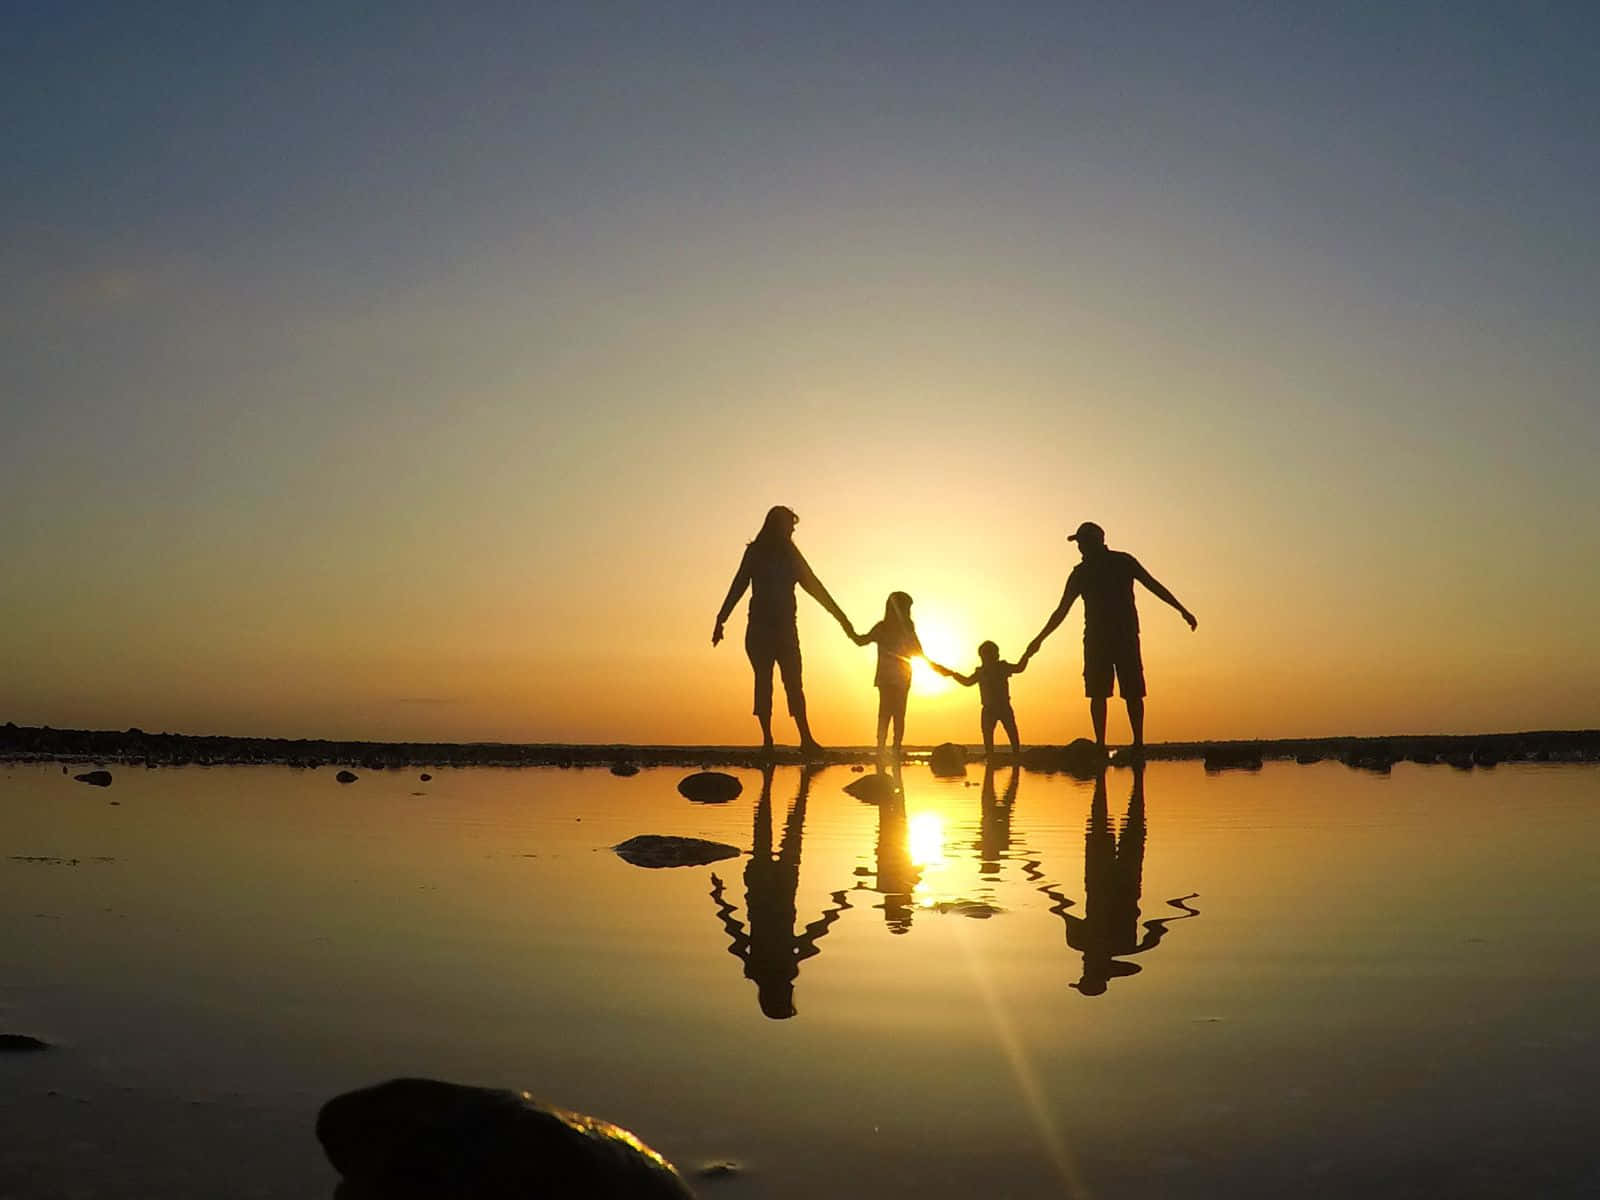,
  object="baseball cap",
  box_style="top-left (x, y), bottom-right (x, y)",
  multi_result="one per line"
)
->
top-left (1067, 521), bottom-right (1105, 543)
